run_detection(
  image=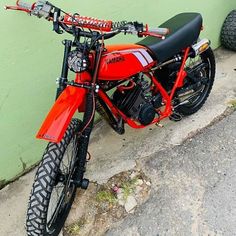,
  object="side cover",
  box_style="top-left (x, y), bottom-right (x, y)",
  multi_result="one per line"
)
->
top-left (36, 86), bottom-right (86, 143)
